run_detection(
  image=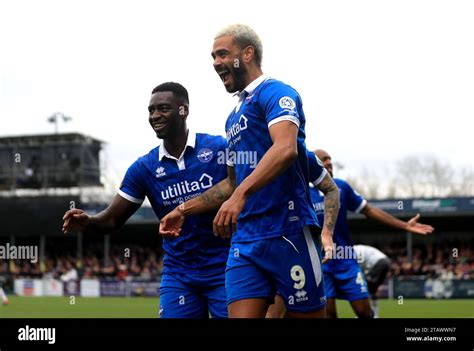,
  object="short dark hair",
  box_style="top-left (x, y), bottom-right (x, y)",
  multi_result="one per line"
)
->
top-left (151, 82), bottom-right (189, 104)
